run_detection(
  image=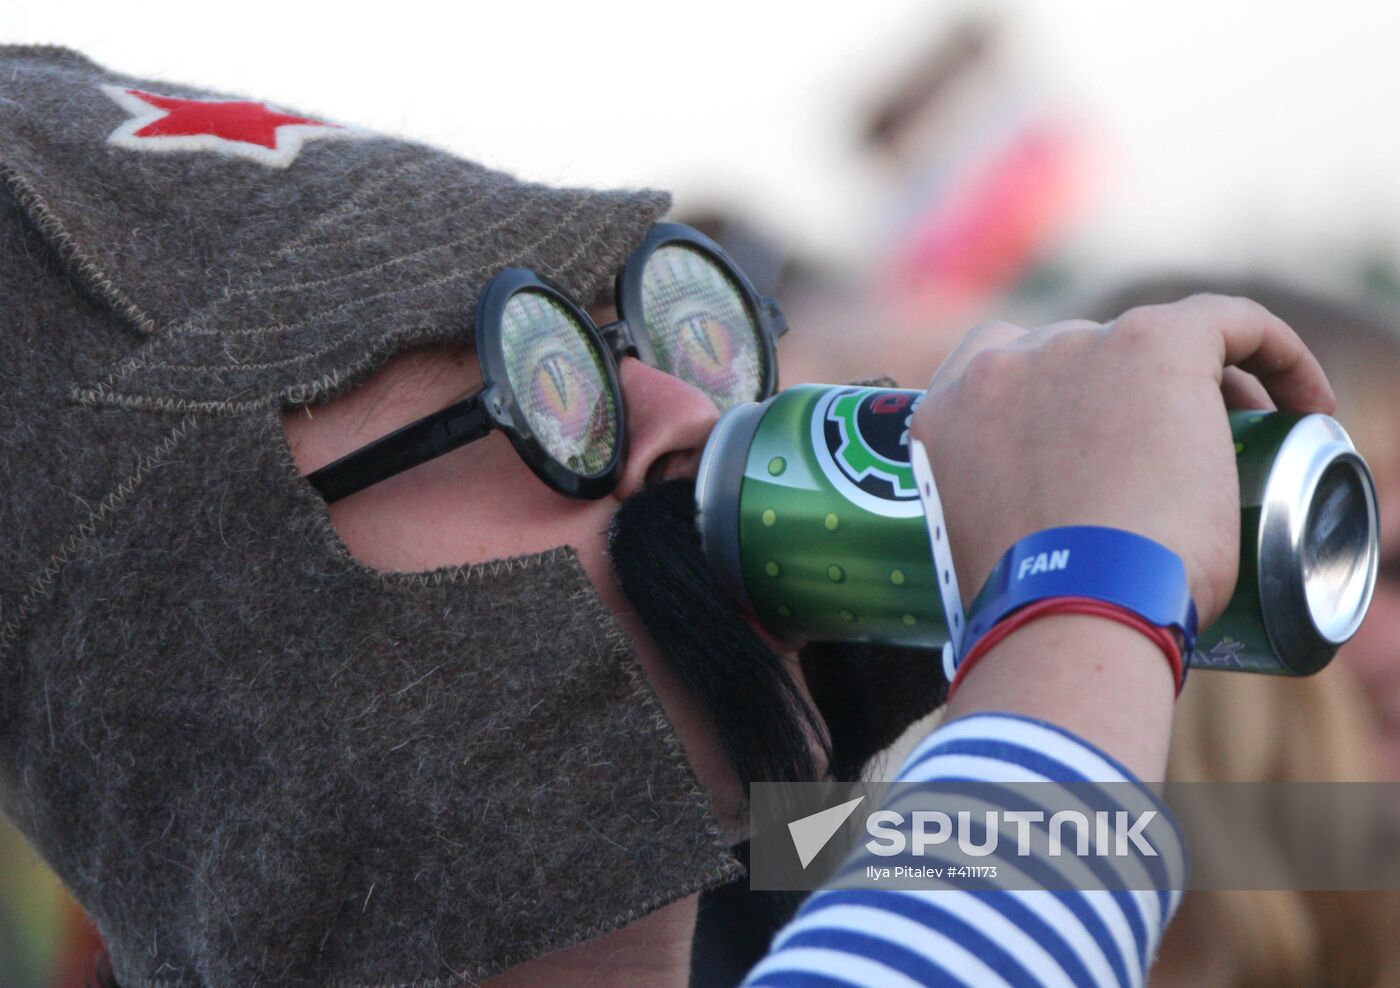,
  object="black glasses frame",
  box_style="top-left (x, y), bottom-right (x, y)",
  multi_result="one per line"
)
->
top-left (600, 221), bottom-right (786, 400)
top-left (307, 222), bottom-right (787, 504)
